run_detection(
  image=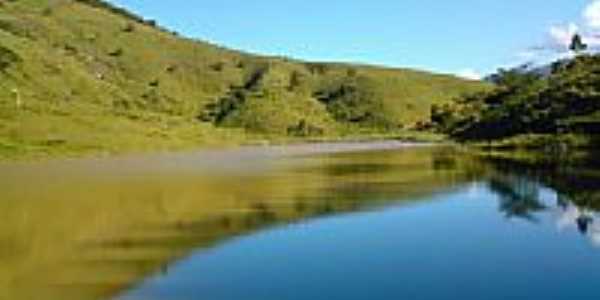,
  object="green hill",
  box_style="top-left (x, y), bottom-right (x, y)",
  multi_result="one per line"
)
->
top-left (430, 55), bottom-right (600, 149)
top-left (0, 0), bottom-right (486, 159)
